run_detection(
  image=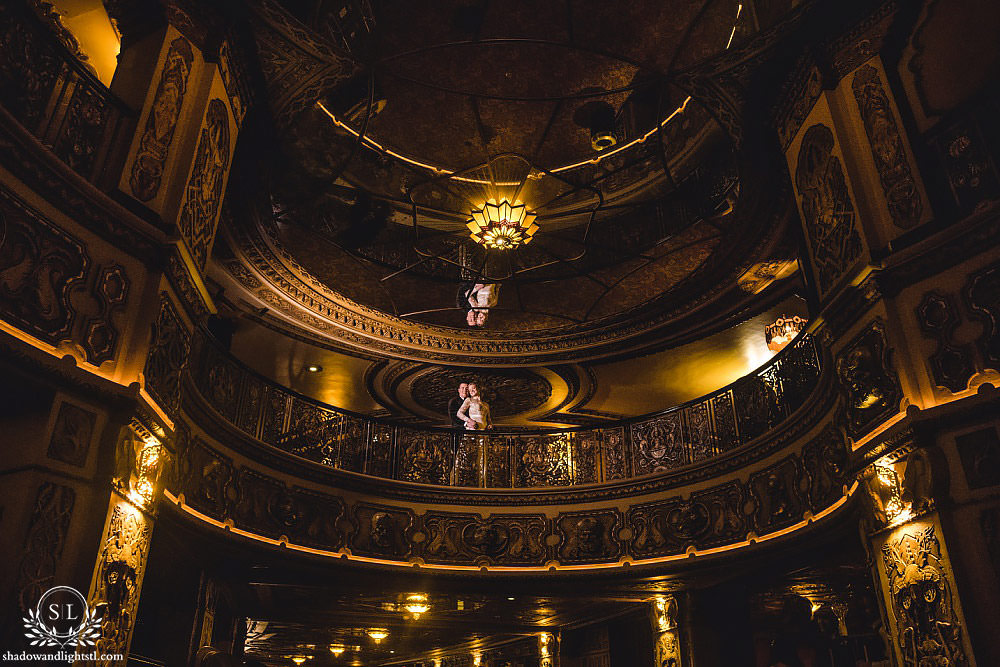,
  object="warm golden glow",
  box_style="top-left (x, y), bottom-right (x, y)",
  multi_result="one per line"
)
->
top-left (403, 593), bottom-right (430, 618)
top-left (129, 438), bottom-right (164, 509)
top-left (472, 652), bottom-right (482, 667)
top-left (291, 658), bottom-right (308, 665)
top-left (164, 482), bottom-right (858, 571)
top-left (874, 461), bottom-right (913, 526)
top-left (366, 629), bottom-right (388, 643)
top-left (467, 199), bottom-right (538, 249)
top-left (765, 315), bottom-right (807, 352)
top-left (539, 632), bottom-right (554, 657)
top-left (329, 646), bottom-right (345, 656)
